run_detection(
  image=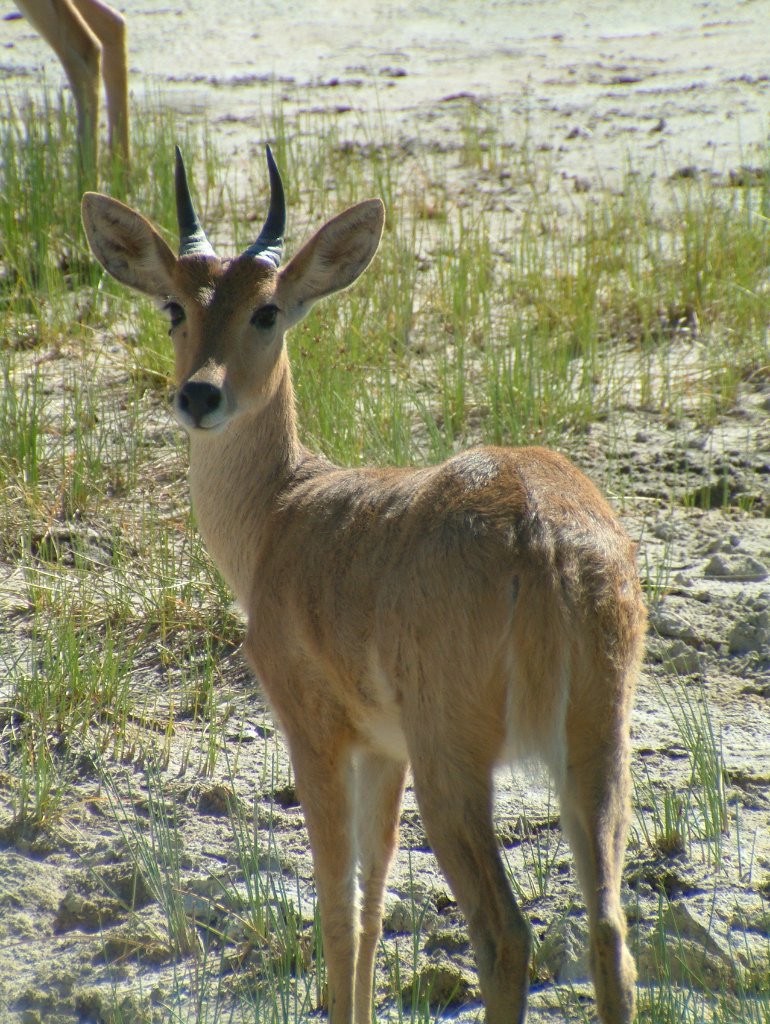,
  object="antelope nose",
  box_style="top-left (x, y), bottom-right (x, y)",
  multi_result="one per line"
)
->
top-left (177, 381), bottom-right (222, 427)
